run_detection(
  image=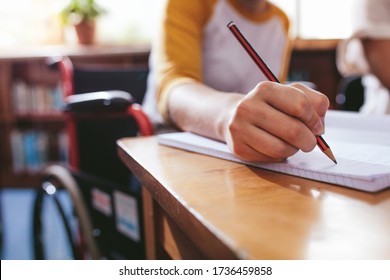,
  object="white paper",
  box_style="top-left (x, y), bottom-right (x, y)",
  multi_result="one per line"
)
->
top-left (157, 111), bottom-right (390, 192)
